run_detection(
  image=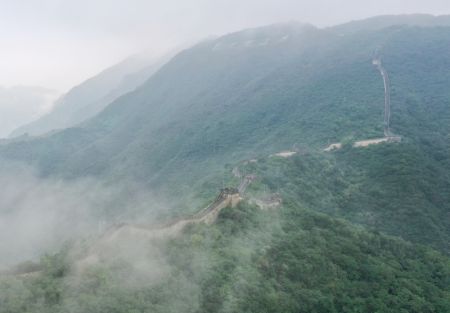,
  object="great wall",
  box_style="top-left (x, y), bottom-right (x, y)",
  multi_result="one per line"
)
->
top-left (6, 176), bottom-right (258, 275)
top-left (324, 55), bottom-right (401, 152)
top-left (74, 175), bottom-right (258, 270)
